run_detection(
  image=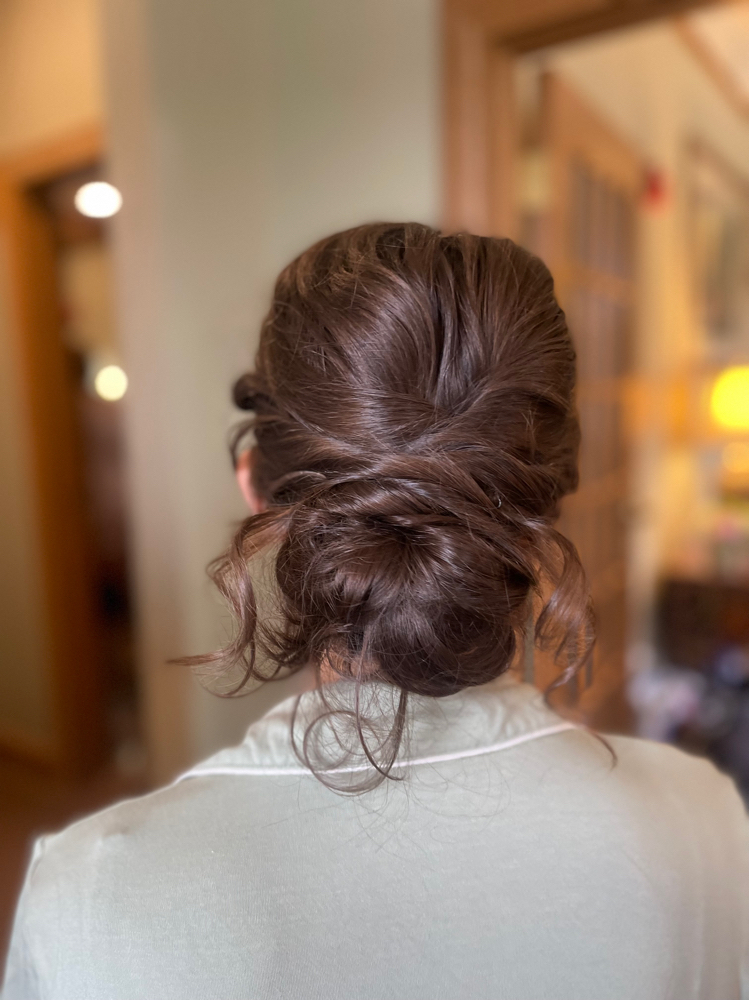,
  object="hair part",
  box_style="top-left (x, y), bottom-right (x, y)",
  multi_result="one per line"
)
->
top-left (187, 223), bottom-right (594, 792)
